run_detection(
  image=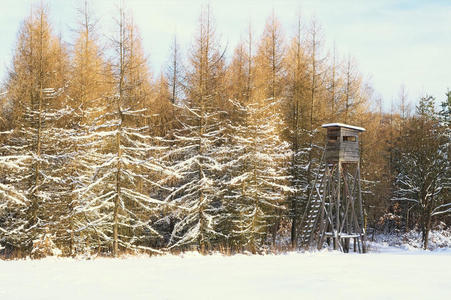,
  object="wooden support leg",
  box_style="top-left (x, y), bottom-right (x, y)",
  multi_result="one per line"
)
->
top-left (334, 163), bottom-right (341, 250)
top-left (362, 235), bottom-right (367, 253)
